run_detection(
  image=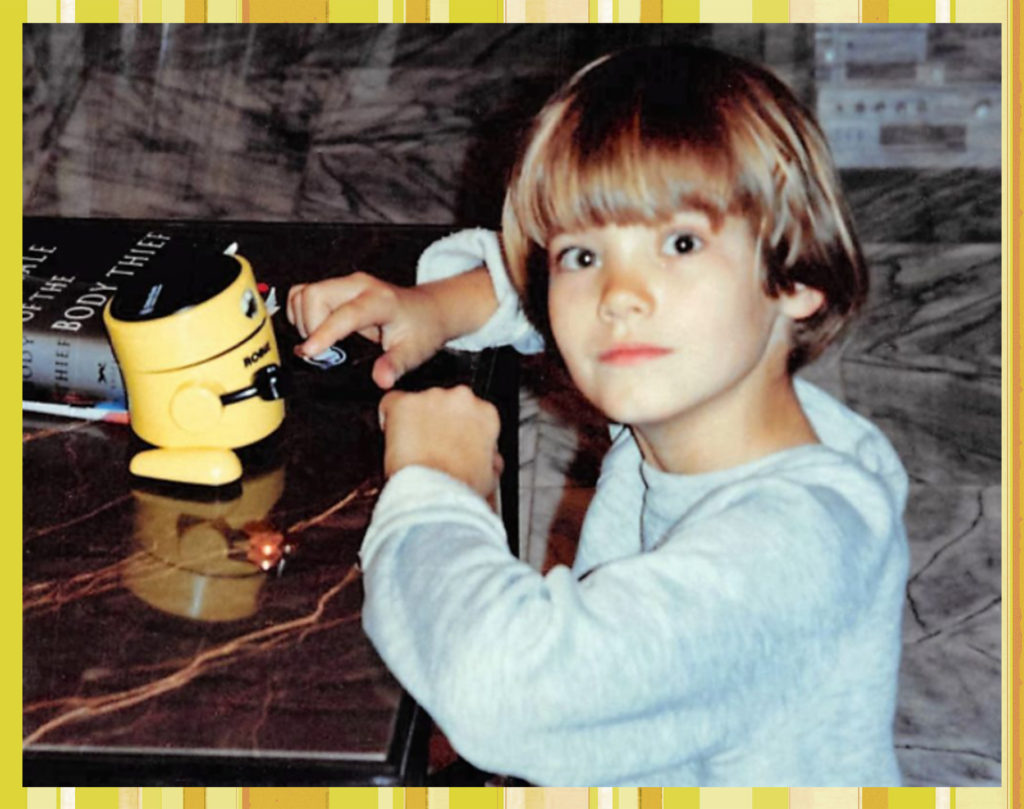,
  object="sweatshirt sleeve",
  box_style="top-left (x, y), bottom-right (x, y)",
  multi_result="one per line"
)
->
top-left (359, 468), bottom-right (895, 786)
top-left (416, 228), bottom-right (545, 354)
